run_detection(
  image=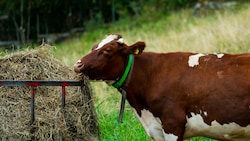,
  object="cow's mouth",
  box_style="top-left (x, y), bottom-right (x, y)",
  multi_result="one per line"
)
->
top-left (76, 72), bottom-right (85, 77)
top-left (77, 70), bottom-right (104, 81)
